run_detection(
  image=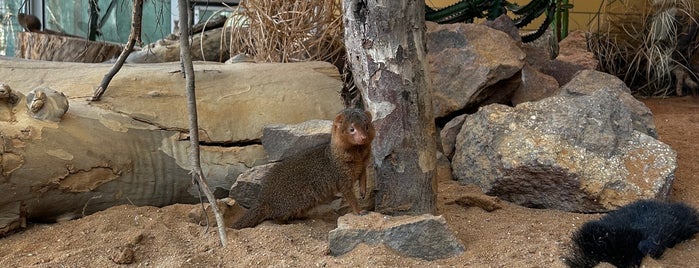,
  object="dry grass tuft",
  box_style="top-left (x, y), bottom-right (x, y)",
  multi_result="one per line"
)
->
top-left (588, 0), bottom-right (697, 97)
top-left (226, 0), bottom-right (344, 66)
